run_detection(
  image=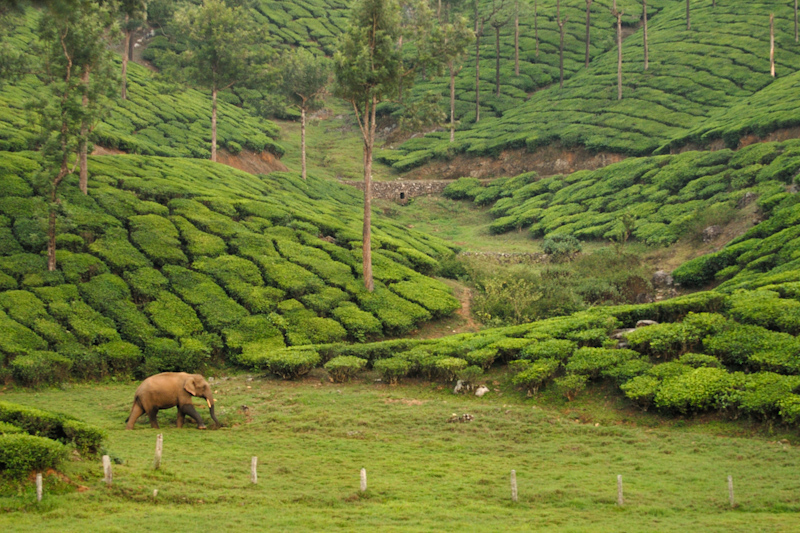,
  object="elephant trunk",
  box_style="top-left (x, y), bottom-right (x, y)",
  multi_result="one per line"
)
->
top-left (208, 402), bottom-right (221, 428)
